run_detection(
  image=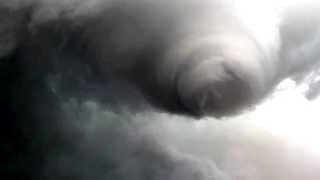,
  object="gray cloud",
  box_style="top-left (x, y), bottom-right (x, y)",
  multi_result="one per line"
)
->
top-left (39, 99), bottom-right (320, 180)
top-left (1, 0), bottom-right (320, 180)
top-left (0, 0), bottom-right (282, 117)
top-left (279, 3), bottom-right (320, 99)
